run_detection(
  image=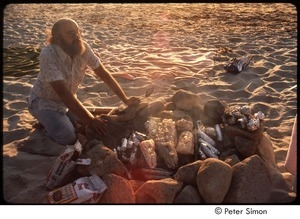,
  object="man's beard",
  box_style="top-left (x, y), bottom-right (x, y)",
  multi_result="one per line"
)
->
top-left (61, 38), bottom-right (86, 57)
